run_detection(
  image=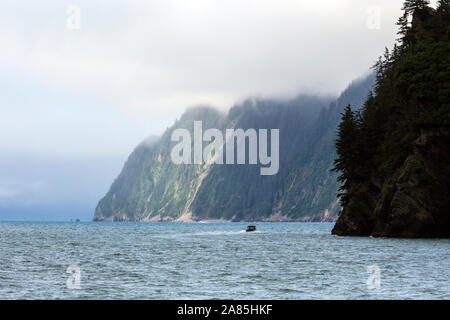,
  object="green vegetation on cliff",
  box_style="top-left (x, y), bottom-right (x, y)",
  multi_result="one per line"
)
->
top-left (332, 0), bottom-right (450, 237)
top-left (94, 74), bottom-right (374, 222)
